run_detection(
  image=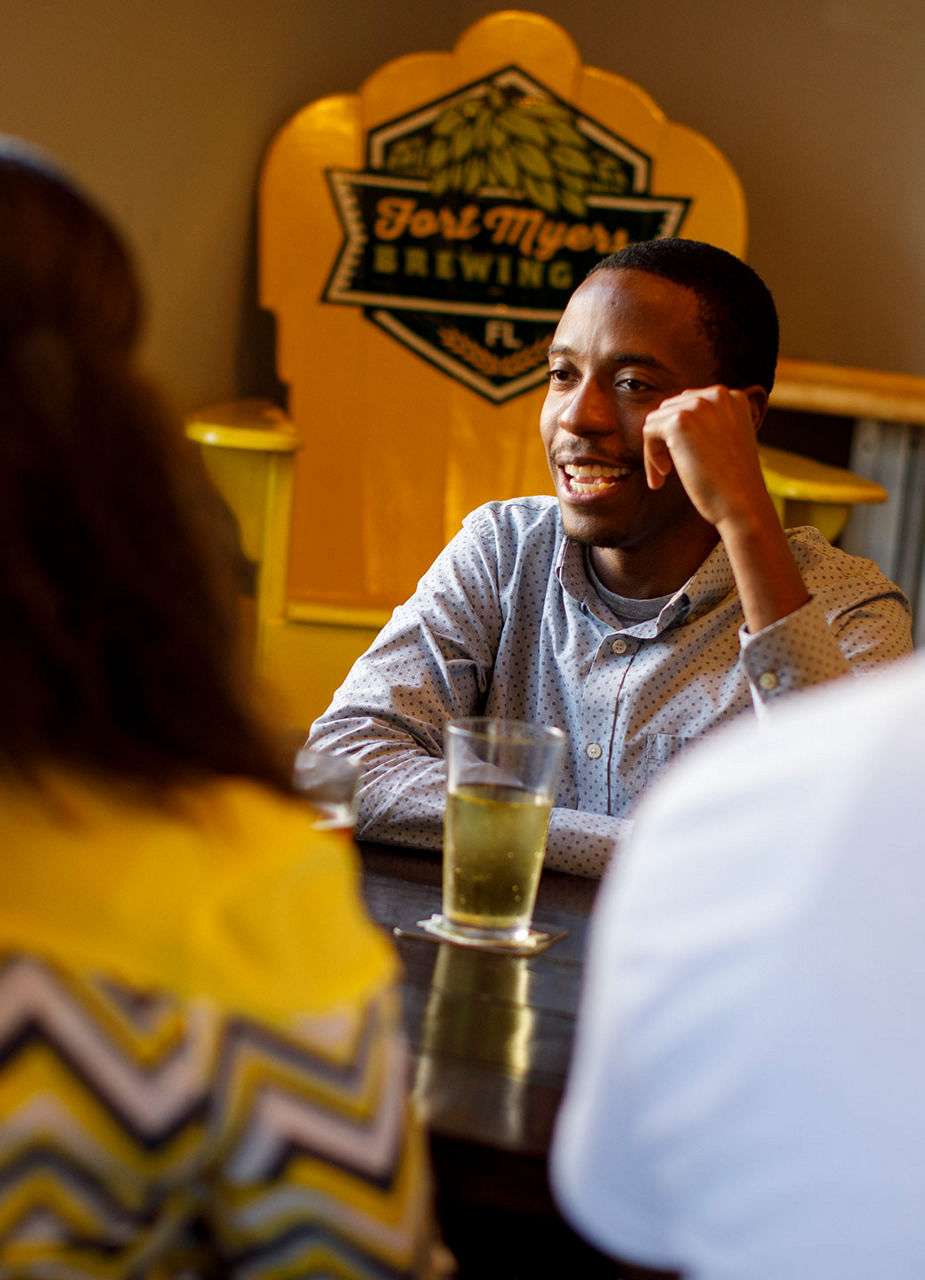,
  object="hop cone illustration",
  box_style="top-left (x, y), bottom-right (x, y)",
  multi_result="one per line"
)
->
top-left (423, 85), bottom-right (611, 217)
